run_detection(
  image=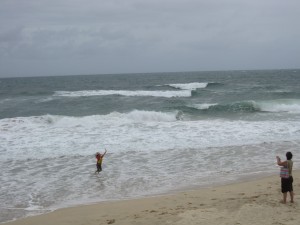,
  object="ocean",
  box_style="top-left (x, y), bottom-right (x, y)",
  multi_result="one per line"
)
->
top-left (1, 69), bottom-right (300, 223)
